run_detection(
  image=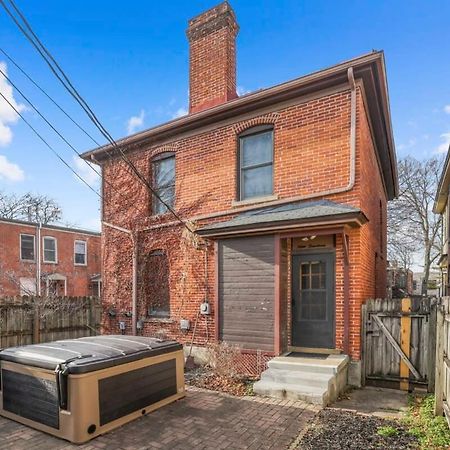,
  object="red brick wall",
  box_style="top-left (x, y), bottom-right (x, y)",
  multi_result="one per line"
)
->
top-left (0, 221), bottom-right (101, 297)
top-left (100, 84), bottom-right (389, 361)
